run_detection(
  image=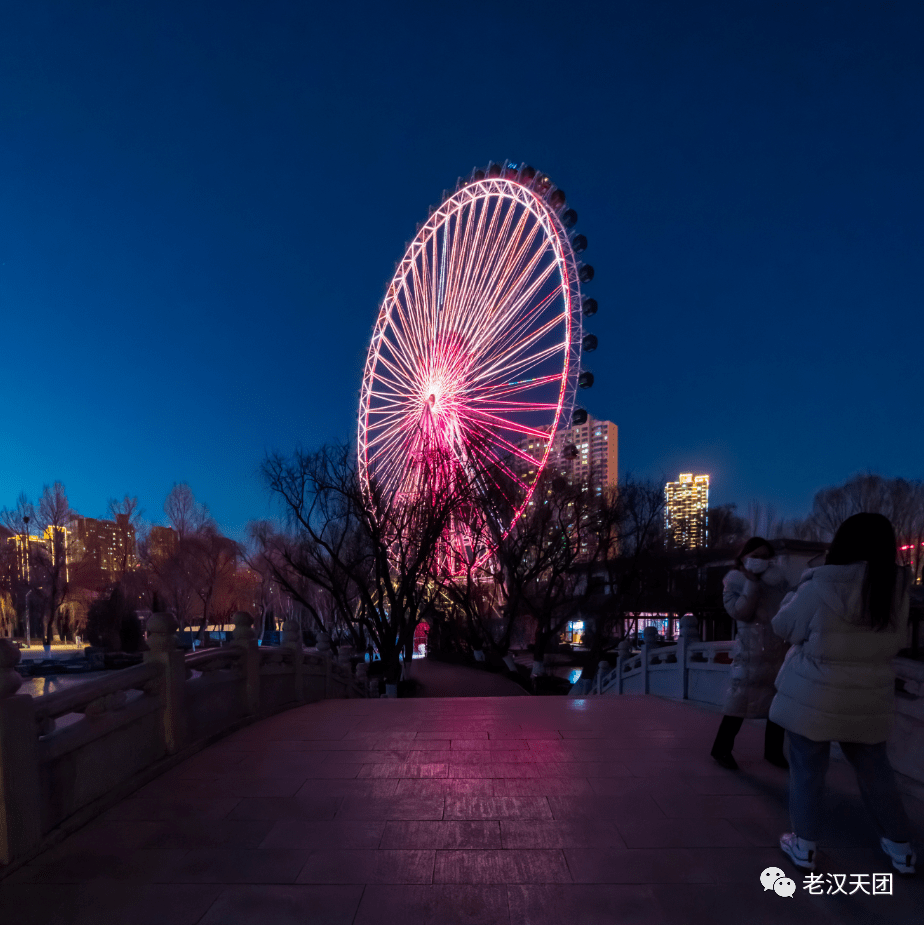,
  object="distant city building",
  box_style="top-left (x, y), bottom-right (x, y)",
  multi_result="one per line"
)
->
top-left (147, 525), bottom-right (179, 561)
top-left (4, 525), bottom-right (71, 584)
top-left (664, 473), bottom-right (710, 549)
top-left (69, 514), bottom-right (135, 587)
top-left (518, 415), bottom-right (618, 492)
